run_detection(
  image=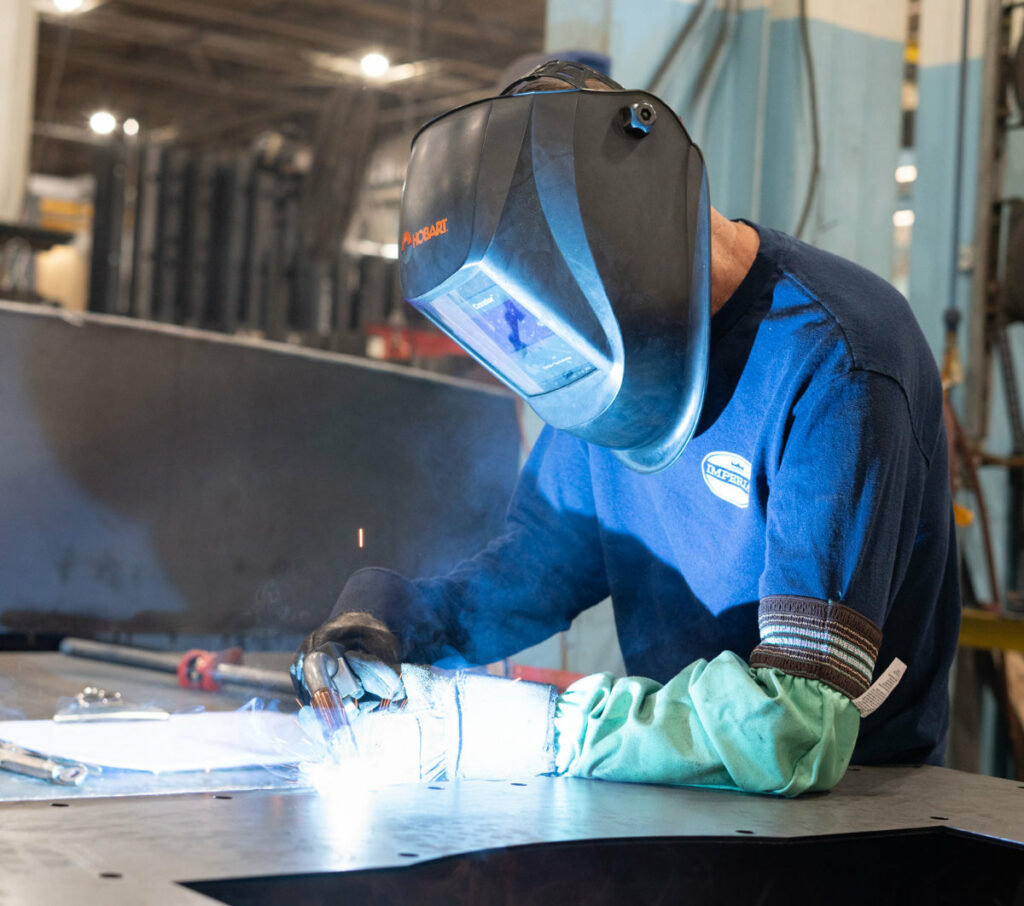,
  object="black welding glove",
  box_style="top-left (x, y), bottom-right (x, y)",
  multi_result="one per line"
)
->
top-left (290, 611), bottom-right (402, 707)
